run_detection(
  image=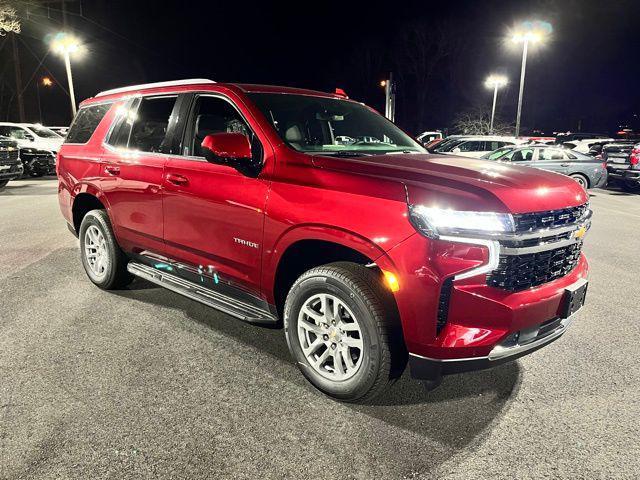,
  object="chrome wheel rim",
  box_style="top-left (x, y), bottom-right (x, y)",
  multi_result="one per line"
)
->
top-left (84, 225), bottom-right (108, 279)
top-left (572, 175), bottom-right (587, 189)
top-left (297, 293), bottom-right (364, 381)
